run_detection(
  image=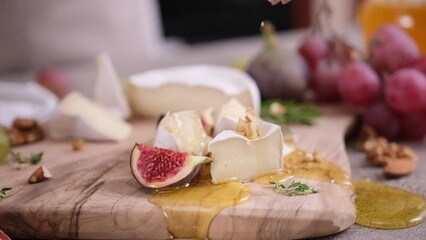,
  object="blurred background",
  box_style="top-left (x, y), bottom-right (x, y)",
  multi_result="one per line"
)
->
top-left (0, 0), bottom-right (359, 91)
